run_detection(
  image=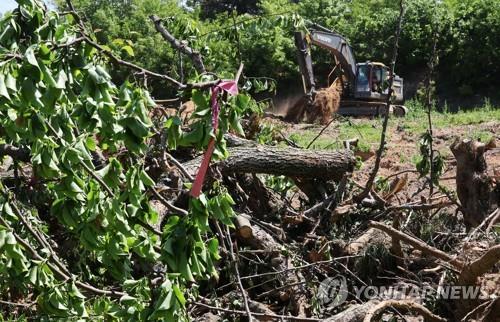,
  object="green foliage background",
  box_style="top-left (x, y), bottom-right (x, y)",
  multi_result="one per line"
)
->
top-left (55, 0), bottom-right (500, 101)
